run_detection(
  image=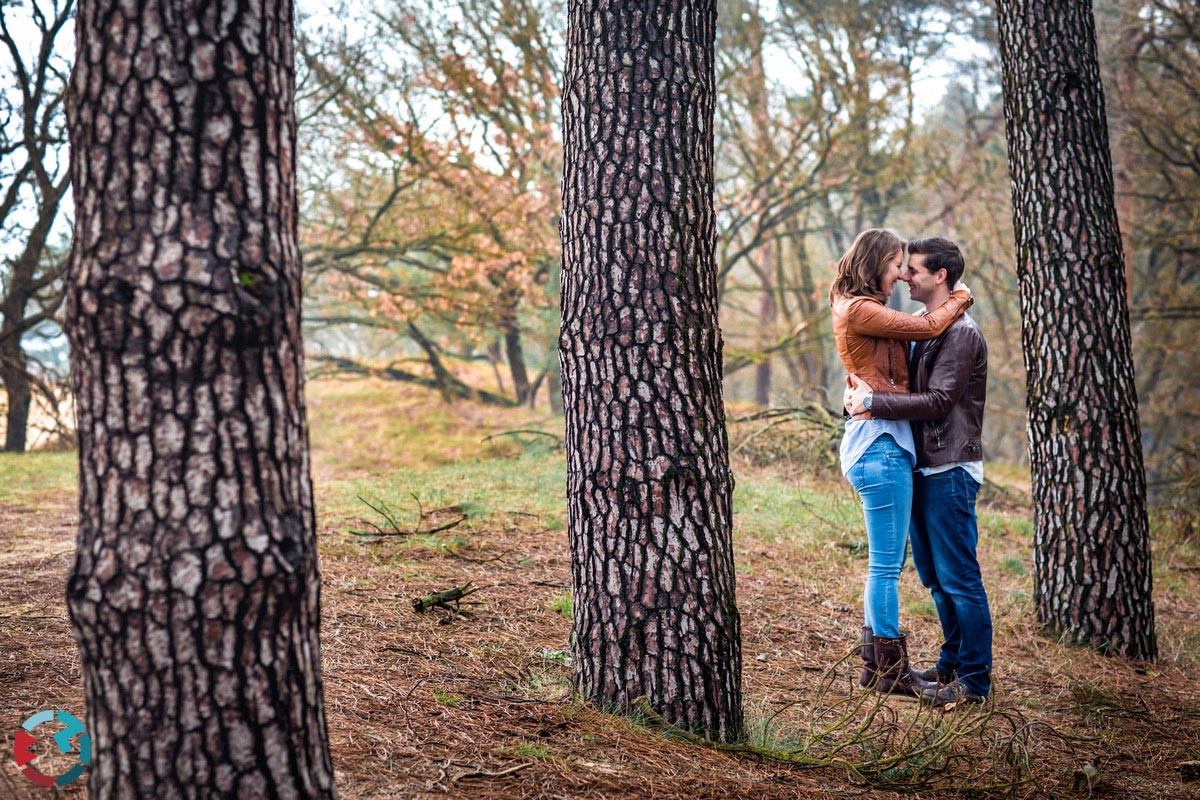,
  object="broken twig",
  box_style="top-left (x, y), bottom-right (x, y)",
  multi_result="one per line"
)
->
top-left (348, 495), bottom-right (468, 539)
top-left (481, 429), bottom-right (564, 450)
top-left (412, 583), bottom-right (482, 624)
